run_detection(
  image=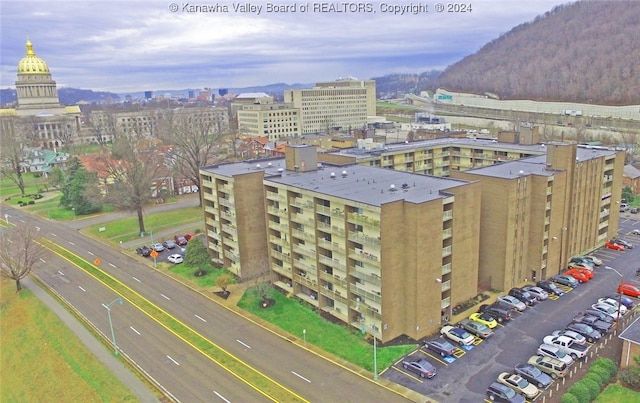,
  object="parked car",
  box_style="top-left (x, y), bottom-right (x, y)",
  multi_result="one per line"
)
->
top-left (565, 322), bottom-right (602, 343)
top-left (136, 245), bottom-right (151, 257)
top-left (469, 312), bottom-right (498, 329)
top-left (576, 267), bottom-right (594, 279)
top-left (597, 298), bottom-right (628, 314)
top-left (497, 372), bottom-right (539, 400)
top-left (612, 238), bottom-right (633, 249)
top-left (440, 325), bottom-right (475, 346)
top-left (632, 229), bottom-right (640, 235)
top-left (174, 235), bottom-right (188, 246)
top-left (537, 344), bottom-right (574, 366)
top-left (572, 313), bottom-right (612, 334)
top-left (527, 355), bottom-right (567, 379)
top-left (632, 207), bottom-right (639, 214)
top-left (605, 240), bottom-right (625, 250)
top-left (184, 232), bottom-right (196, 241)
top-left (542, 335), bottom-right (589, 359)
top-left (497, 295), bottom-right (527, 312)
top-left (424, 339), bottom-right (456, 357)
top-left (401, 357), bottom-right (436, 379)
top-left (536, 280), bottom-right (565, 297)
top-left (551, 329), bottom-right (587, 345)
top-left (167, 253), bottom-right (184, 264)
top-left (479, 304), bottom-right (513, 323)
top-left (458, 318), bottom-right (494, 339)
top-left (605, 294), bottom-right (636, 309)
top-left (563, 269), bottom-right (590, 283)
top-left (584, 308), bottom-right (614, 324)
top-left (514, 363), bottom-right (553, 389)
top-left (582, 255), bottom-right (602, 266)
top-left (150, 243), bottom-right (165, 252)
top-left (618, 282), bottom-right (640, 298)
top-left (162, 240), bottom-right (177, 249)
top-left (569, 257), bottom-right (596, 268)
top-left (509, 288), bottom-right (538, 306)
top-left (552, 274), bottom-right (579, 288)
top-left (591, 303), bottom-right (623, 320)
top-left (486, 381), bottom-right (526, 403)
top-left (522, 285), bottom-right (549, 301)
